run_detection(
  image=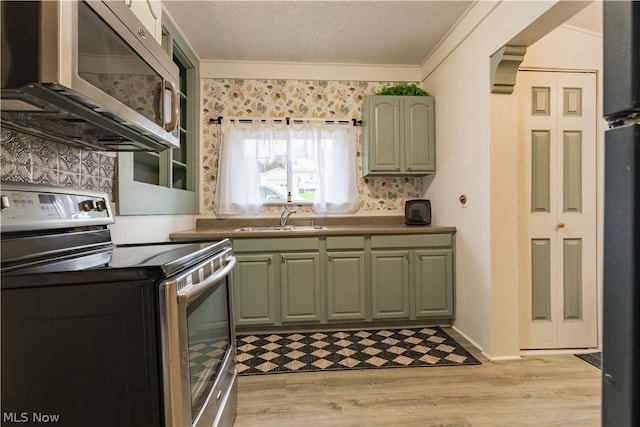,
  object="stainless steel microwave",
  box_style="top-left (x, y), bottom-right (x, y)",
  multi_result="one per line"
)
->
top-left (0, 0), bottom-right (180, 152)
